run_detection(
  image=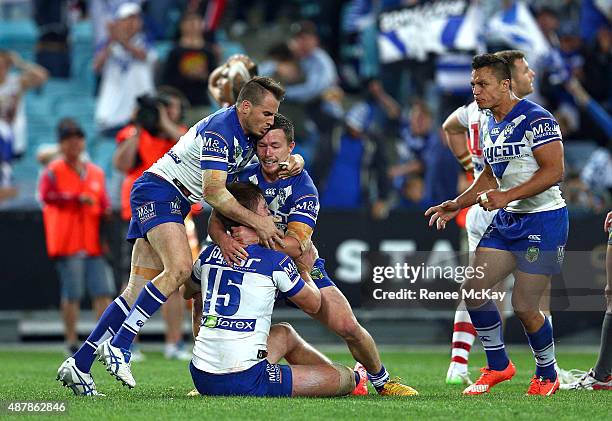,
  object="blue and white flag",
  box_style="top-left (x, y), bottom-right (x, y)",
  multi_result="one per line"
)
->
top-left (486, 1), bottom-right (551, 62)
top-left (378, 0), bottom-right (482, 63)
